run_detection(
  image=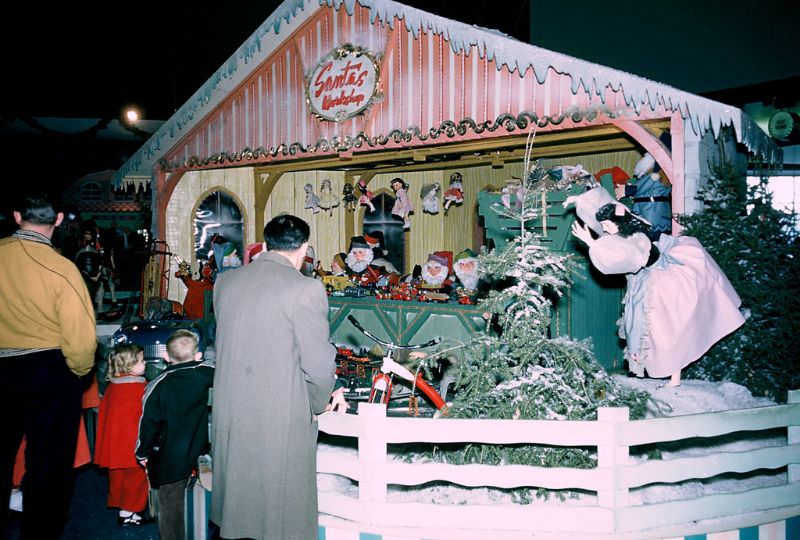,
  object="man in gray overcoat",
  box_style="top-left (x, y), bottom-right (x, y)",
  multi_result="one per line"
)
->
top-left (211, 214), bottom-right (339, 540)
